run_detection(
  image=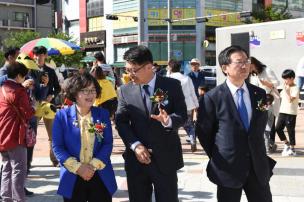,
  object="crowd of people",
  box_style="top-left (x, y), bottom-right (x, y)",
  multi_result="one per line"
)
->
top-left (0, 44), bottom-right (302, 202)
